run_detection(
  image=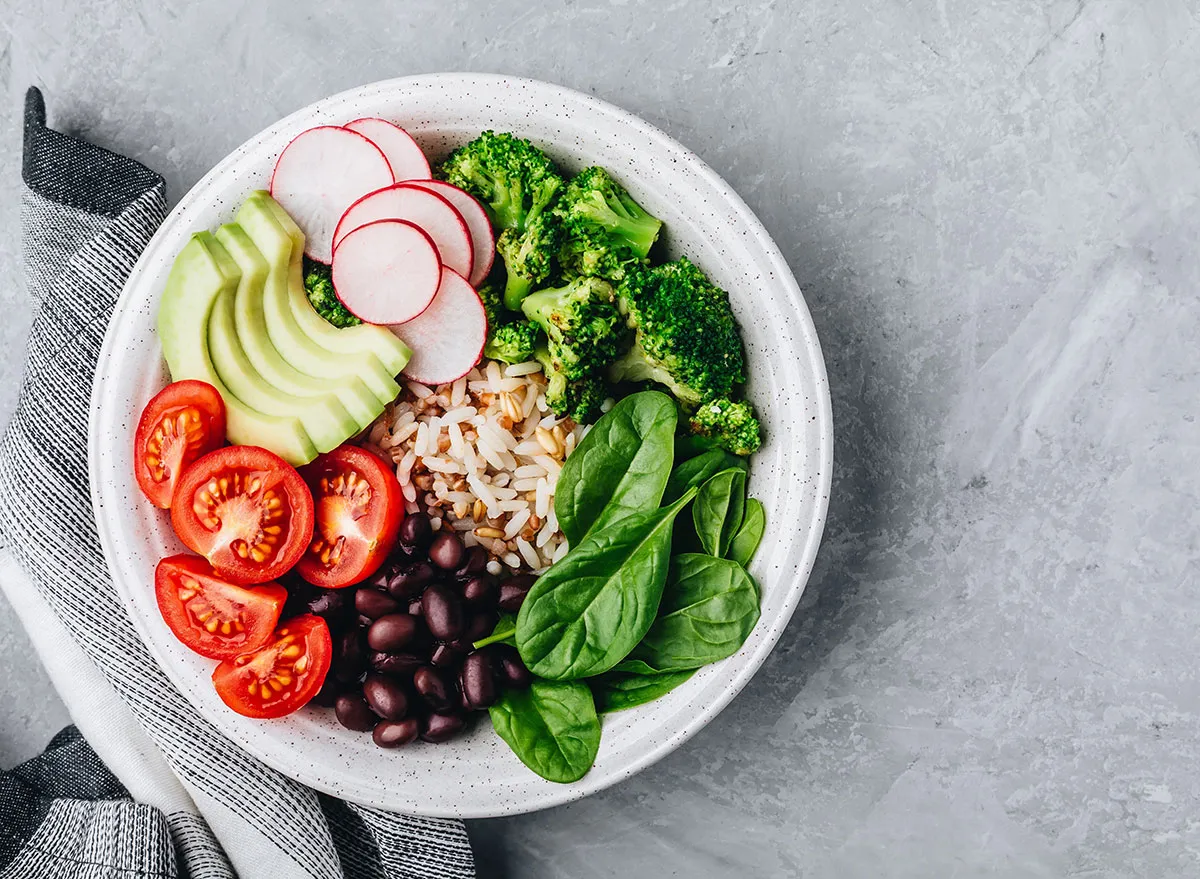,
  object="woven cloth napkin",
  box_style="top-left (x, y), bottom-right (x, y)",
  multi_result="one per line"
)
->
top-left (0, 87), bottom-right (477, 879)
